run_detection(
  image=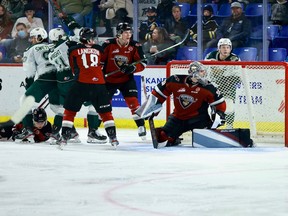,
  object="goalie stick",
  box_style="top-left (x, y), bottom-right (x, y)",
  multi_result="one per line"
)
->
top-left (105, 30), bottom-right (190, 77)
top-left (141, 76), bottom-right (158, 148)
